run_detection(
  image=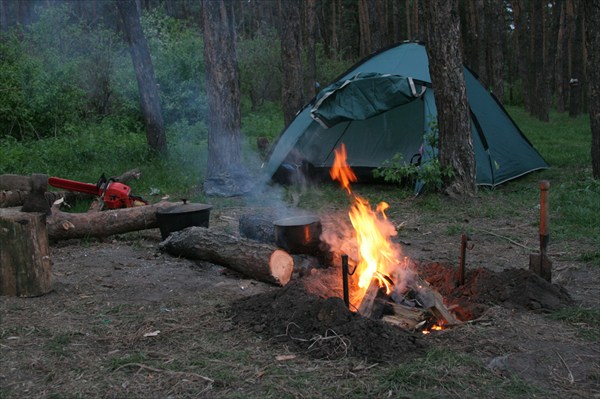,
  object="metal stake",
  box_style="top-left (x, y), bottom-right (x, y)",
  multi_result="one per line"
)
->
top-left (341, 254), bottom-right (350, 308)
